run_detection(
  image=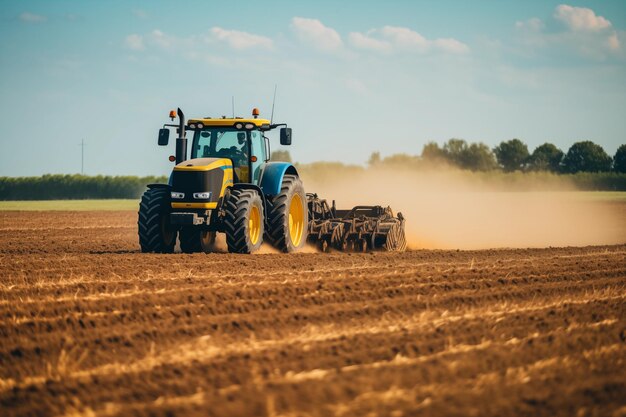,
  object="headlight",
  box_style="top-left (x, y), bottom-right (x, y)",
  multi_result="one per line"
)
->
top-left (244, 123), bottom-right (254, 130)
top-left (171, 192), bottom-right (185, 199)
top-left (188, 123), bottom-right (196, 129)
top-left (196, 122), bottom-right (204, 129)
top-left (235, 123), bottom-right (243, 129)
top-left (193, 192), bottom-right (212, 199)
